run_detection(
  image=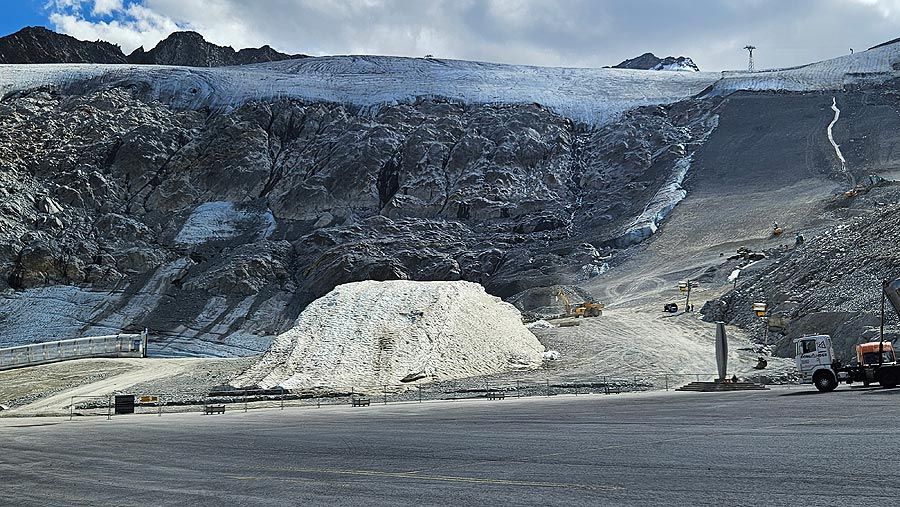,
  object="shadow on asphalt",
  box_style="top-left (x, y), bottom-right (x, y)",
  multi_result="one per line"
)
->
top-left (779, 386), bottom-right (900, 397)
top-left (859, 388), bottom-right (900, 396)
